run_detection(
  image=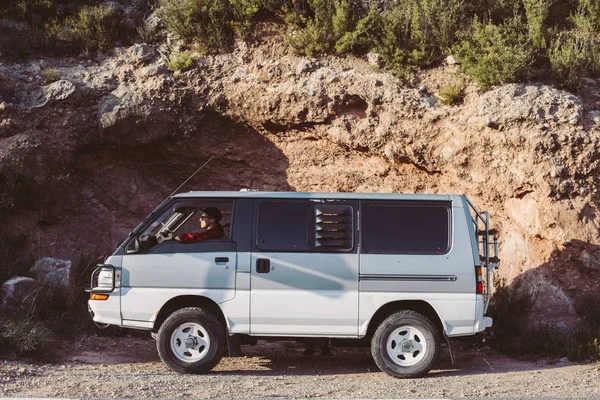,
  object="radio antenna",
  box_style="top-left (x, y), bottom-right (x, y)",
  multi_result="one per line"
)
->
top-left (165, 155), bottom-right (215, 200)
